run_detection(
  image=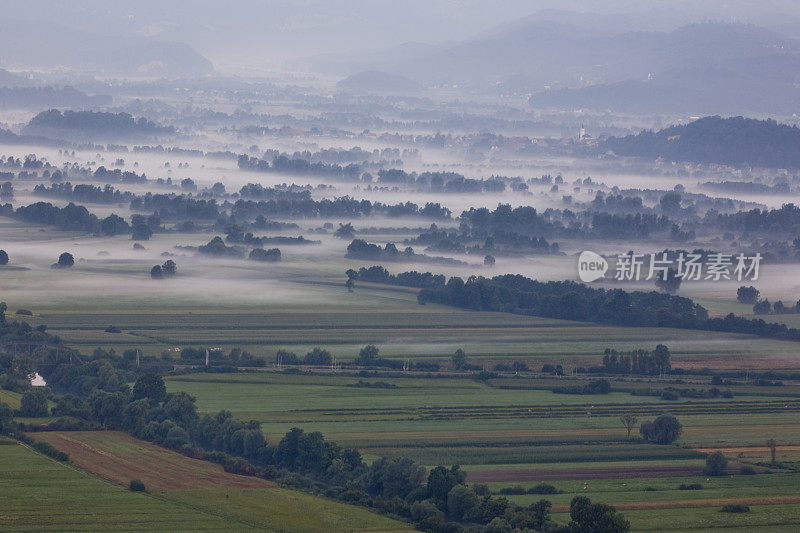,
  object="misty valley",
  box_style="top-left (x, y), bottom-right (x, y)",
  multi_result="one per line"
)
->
top-left (3, 3), bottom-right (800, 533)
